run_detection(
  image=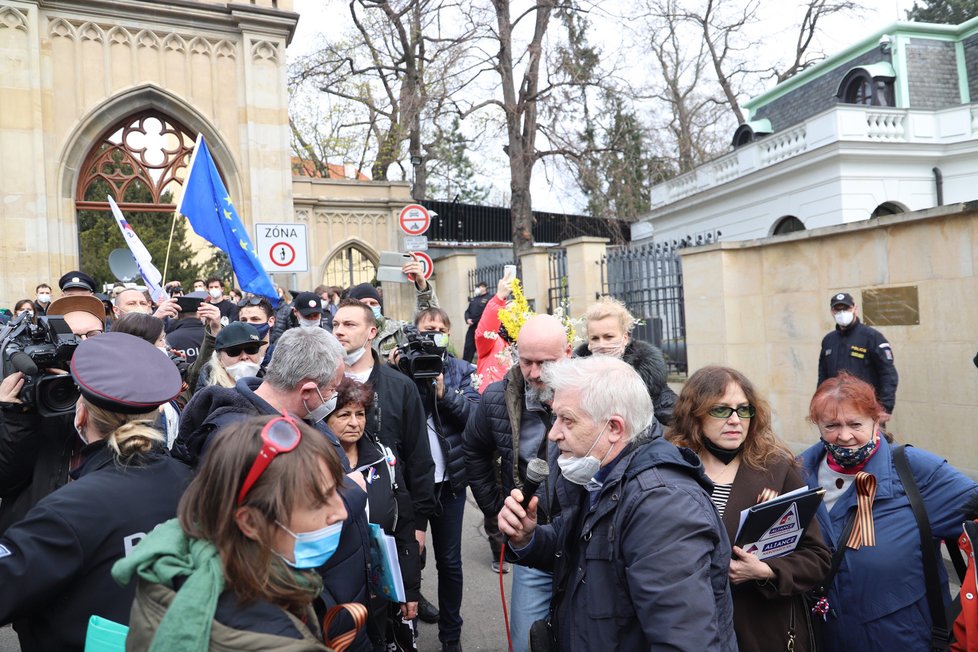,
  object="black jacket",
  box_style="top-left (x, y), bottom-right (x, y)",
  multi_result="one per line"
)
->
top-left (418, 354), bottom-right (479, 496)
top-left (464, 293), bottom-right (490, 325)
top-left (511, 430), bottom-right (737, 651)
top-left (0, 408), bottom-right (77, 535)
top-left (573, 340), bottom-right (678, 426)
top-left (365, 350), bottom-right (435, 530)
top-left (0, 442), bottom-right (191, 651)
top-left (173, 378), bottom-right (372, 651)
top-left (463, 365), bottom-right (559, 523)
top-left (353, 435), bottom-right (420, 603)
top-left (817, 317), bottom-right (898, 412)
top-left (164, 318), bottom-right (206, 366)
